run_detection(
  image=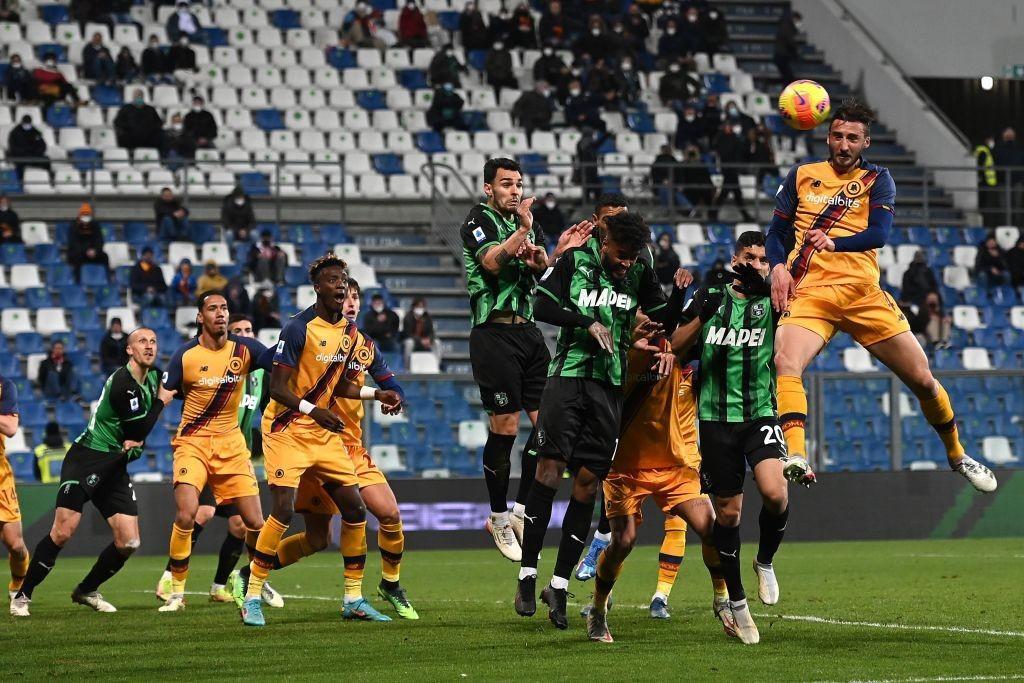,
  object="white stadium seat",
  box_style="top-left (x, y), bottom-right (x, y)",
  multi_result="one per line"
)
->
top-left (36, 307), bottom-right (69, 335)
top-left (842, 346), bottom-right (877, 373)
top-left (10, 264), bottom-right (42, 291)
top-left (409, 352), bottom-right (440, 374)
top-left (952, 305), bottom-right (984, 331)
top-left (1, 308), bottom-right (34, 336)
